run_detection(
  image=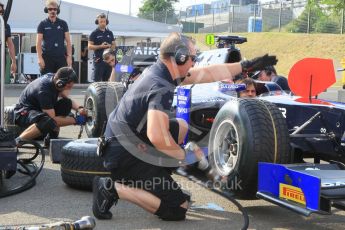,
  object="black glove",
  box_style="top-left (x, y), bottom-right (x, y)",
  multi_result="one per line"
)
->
top-left (240, 54), bottom-right (278, 73)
